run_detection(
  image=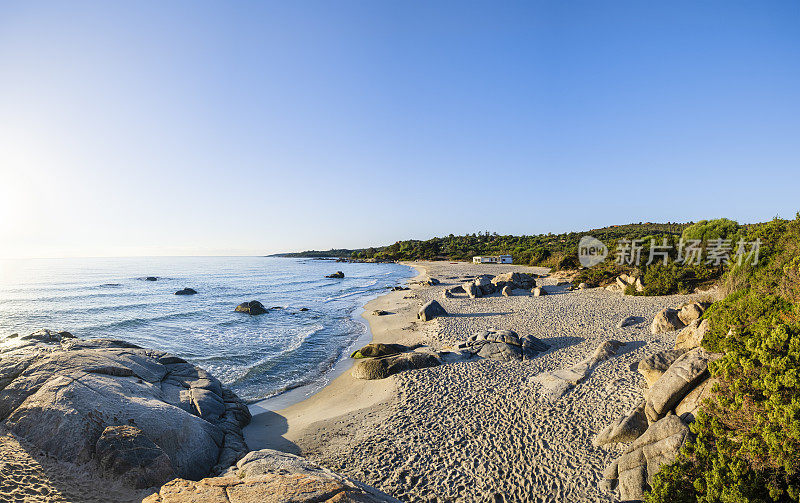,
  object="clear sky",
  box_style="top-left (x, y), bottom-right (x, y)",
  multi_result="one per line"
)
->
top-left (1, 1), bottom-right (799, 258)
